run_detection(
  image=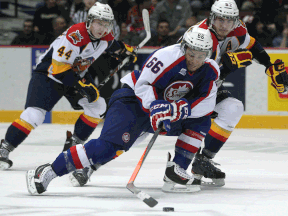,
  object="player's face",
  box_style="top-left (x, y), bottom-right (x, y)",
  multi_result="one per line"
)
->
top-left (213, 17), bottom-right (235, 40)
top-left (185, 47), bottom-right (207, 72)
top-left (90, 19), bottom-right (110, 38)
